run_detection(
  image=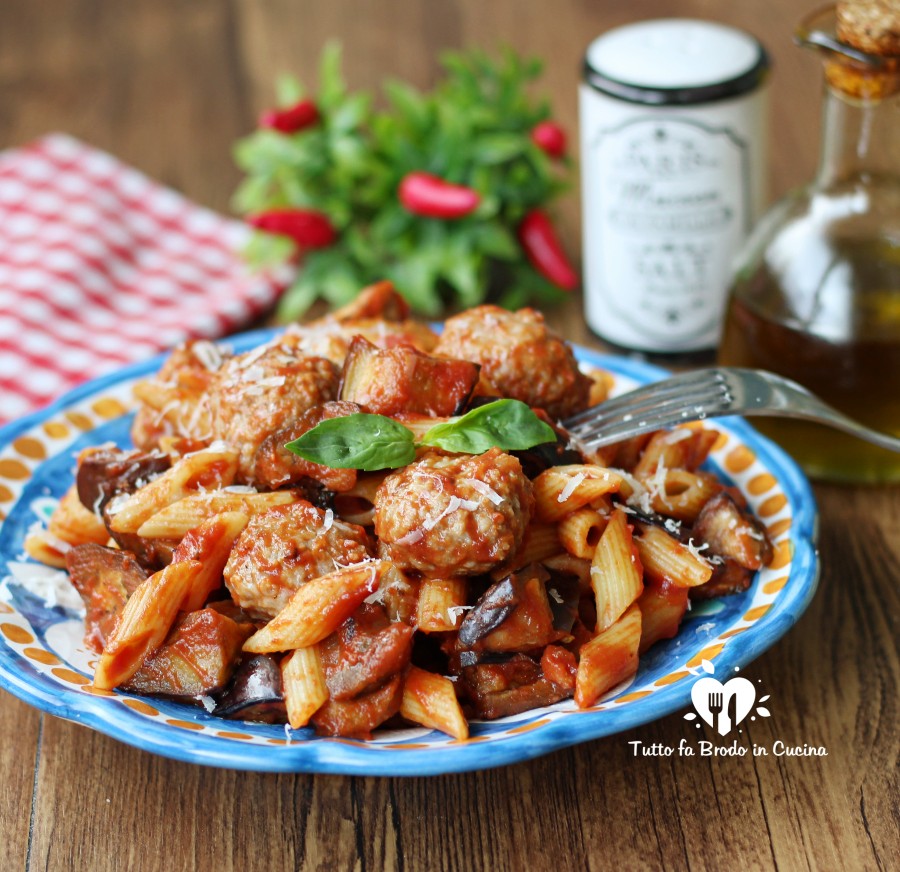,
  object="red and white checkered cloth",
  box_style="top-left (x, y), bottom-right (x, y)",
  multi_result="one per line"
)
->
top-left (0, 134), bottom-right (288, 425)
